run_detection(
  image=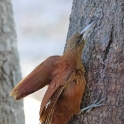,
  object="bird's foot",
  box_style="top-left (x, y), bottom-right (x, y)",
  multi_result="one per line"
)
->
top-left (79, 97), bottom-right (105, 114)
